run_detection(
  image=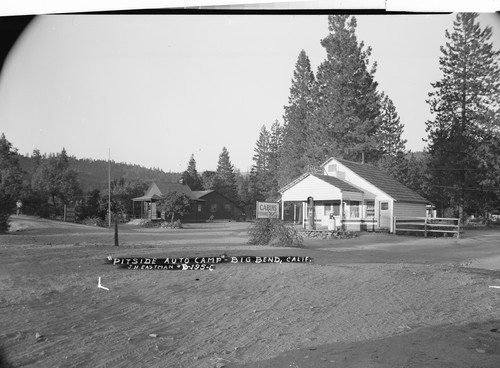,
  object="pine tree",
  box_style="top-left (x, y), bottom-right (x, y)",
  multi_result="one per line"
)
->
top-left (249, 126), bottom-right (270, 202)
top-left (236, 171), bottom-right (251, 205)
top-left (213, 147), bottom-right (239, 202)
top-left (267, 121), bottom-right (283, 200)
top-left (476, 133), bottom-right (500, 213)
top-left (311, 15), bottom-right (381, 164)
top-left (252, 126), bottom-right (271, 174)
top-left (200, 170), bottom-right (217, 190)
top-left (32, 148), bottom-right (42, 168)
top-left (425, 13), bottom-right (500, 216)
top-left (182, 154), bottom-right (203, 190)
top-left (250, 122), bottom-right (283, 201)
top-left (375, 92), bottom-right (410, 179)
top-left (376, 92), bottom-right (407, 157)
top-left (278, 50), bottom-right (316, 187)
